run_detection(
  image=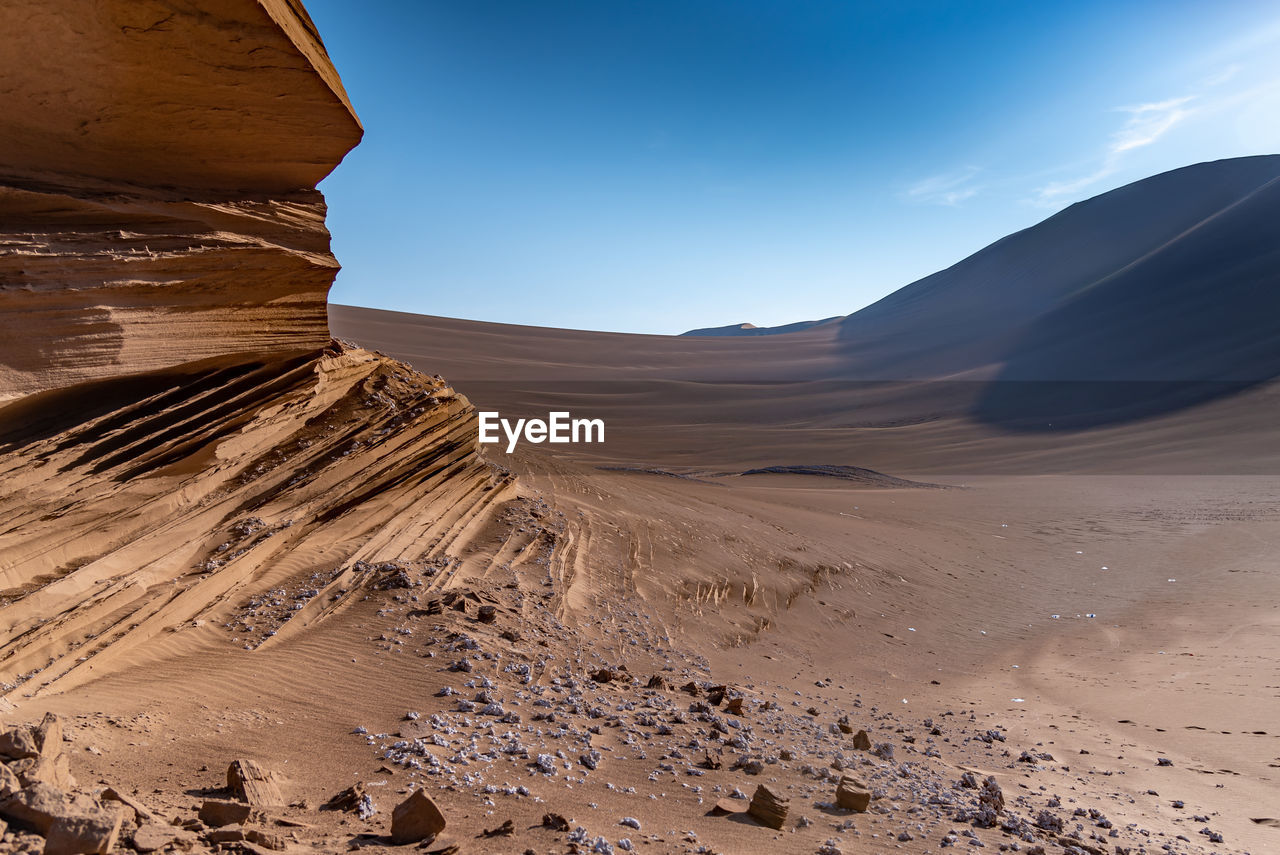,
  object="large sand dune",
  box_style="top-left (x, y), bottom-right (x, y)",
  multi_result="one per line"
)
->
top-left (1, 3), bottom-right (1277, 854)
